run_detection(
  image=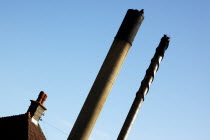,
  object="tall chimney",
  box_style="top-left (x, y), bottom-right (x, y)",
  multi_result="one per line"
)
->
top-left (117, 35), bottom-right (170, 140)
top-left (68, 9), bottom-right (144, 140)
top-left (27, 91), bottom-right (47, 123)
